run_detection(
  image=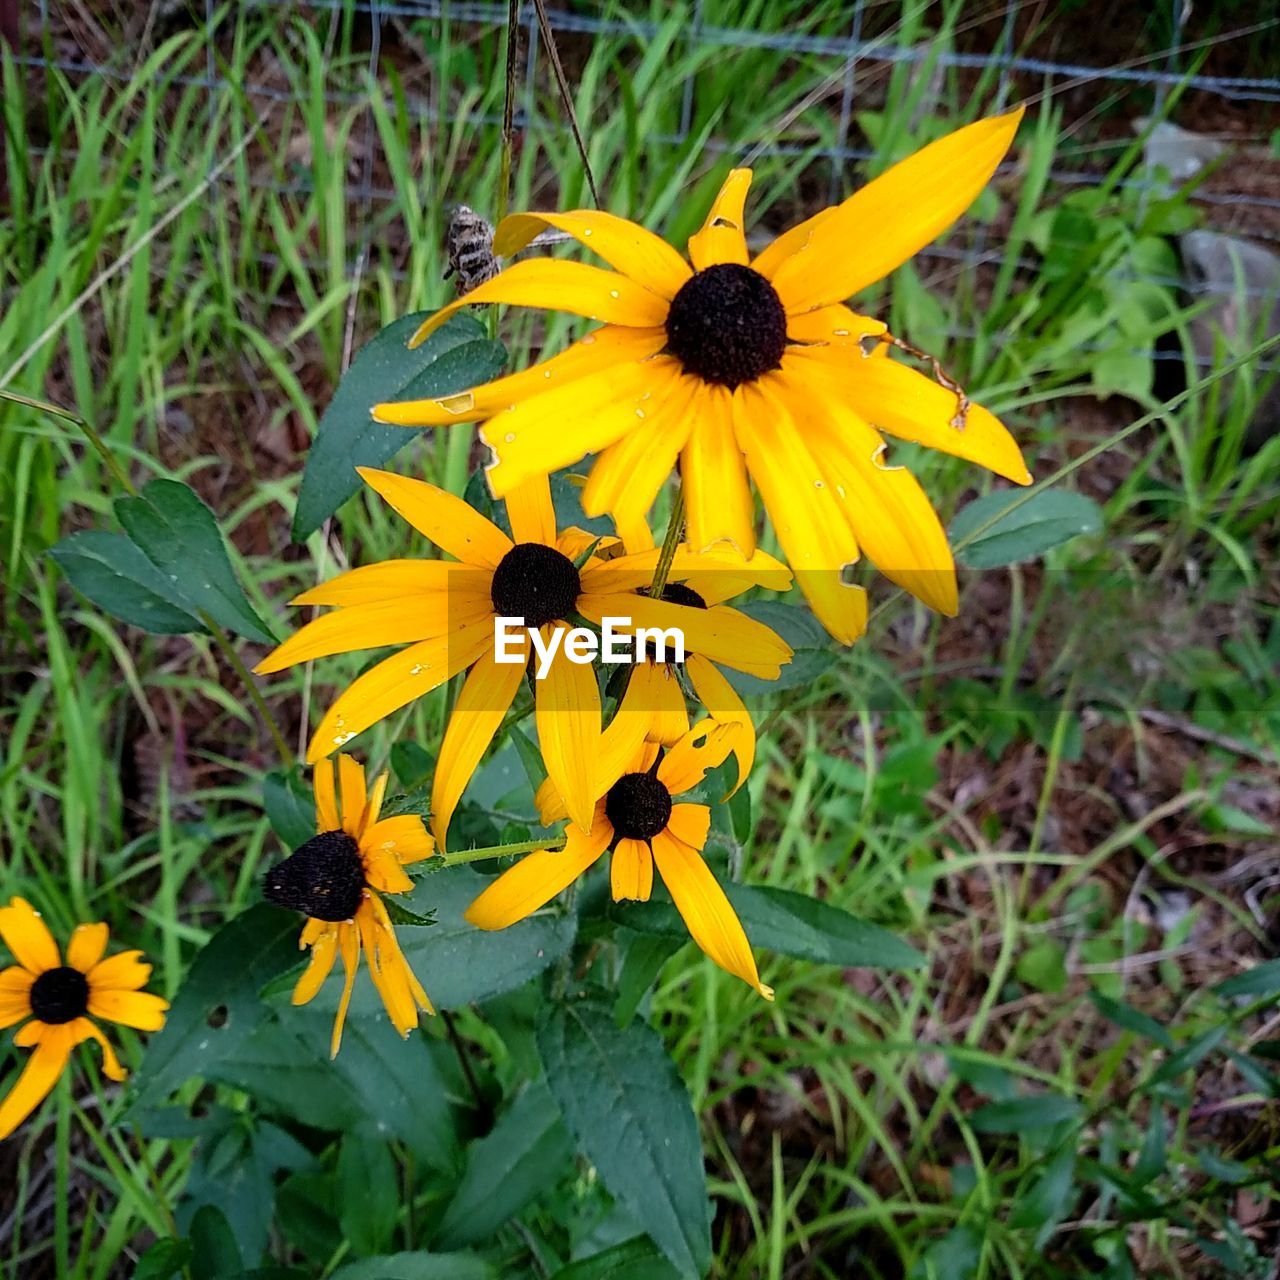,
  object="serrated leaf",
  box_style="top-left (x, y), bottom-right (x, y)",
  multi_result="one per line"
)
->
top-left (49, 530), bottom-right (204, 634)
top-left (382, 899), bottom-right (437, 928)
top-left (969, 1093), bottom-right (1082, 1133)
top-left (293, 312), bottom-right (506, 540)
top-left (115, 479), bottom-right (275, 644)
top-left (537, 1000), bottom-right (710, 1276)
top-left (263, 769), bottom-right (314, 850)
top-left (950, 488), bottom-right (1103, 570)
top-left (433, 1081), bottom-right (573, 1249)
